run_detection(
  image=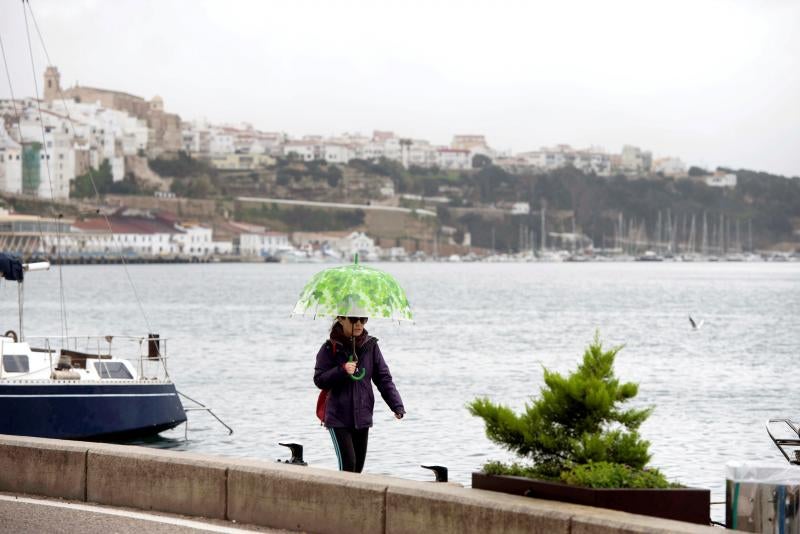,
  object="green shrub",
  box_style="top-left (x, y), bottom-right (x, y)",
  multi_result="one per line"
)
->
top-left (560, 461), bottom-right (678, 489)
top-left (469, 333), bottom-right (675, 489)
